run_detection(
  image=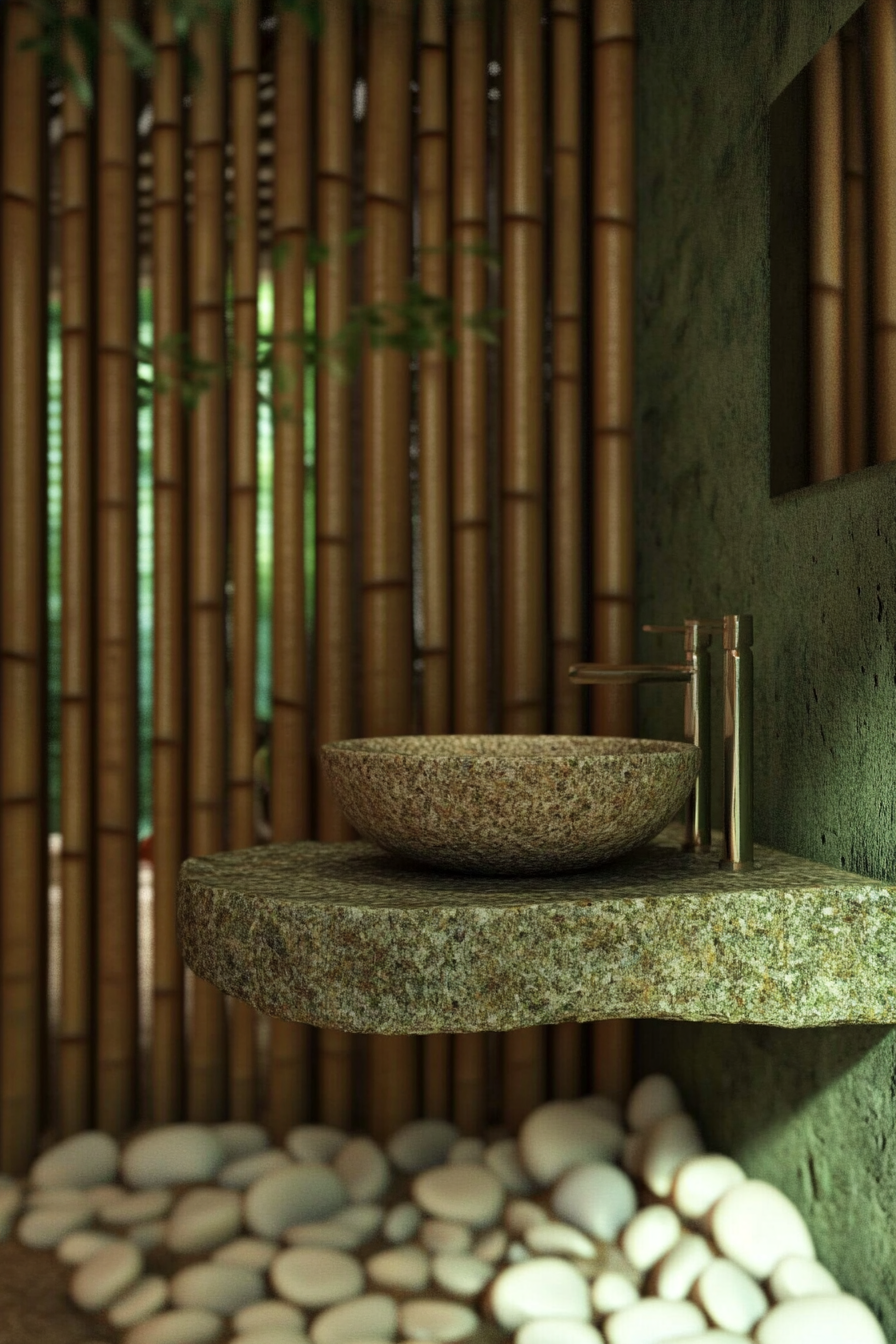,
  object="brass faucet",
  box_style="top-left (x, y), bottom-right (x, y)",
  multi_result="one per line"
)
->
top-left (569, 614), bottom-right (754, 871)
